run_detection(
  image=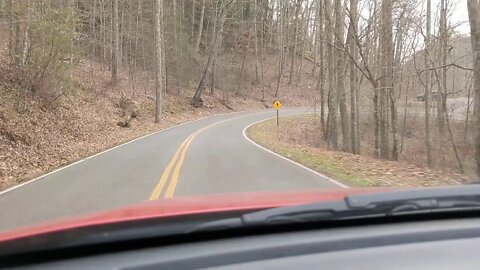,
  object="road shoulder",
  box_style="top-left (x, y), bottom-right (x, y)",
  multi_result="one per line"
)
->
top-left (245, 115), bottom-right (468, 188)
